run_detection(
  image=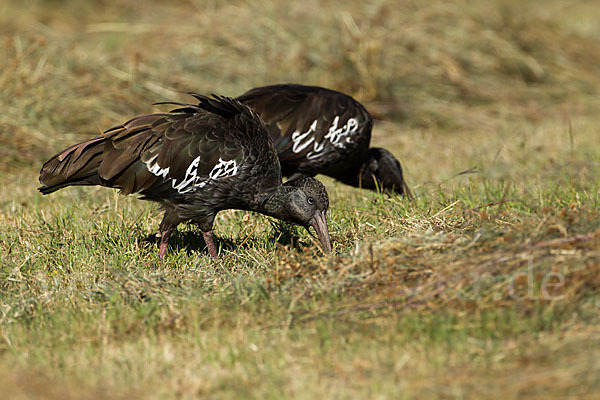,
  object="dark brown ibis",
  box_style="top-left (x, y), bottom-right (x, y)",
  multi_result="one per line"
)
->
top-left (38, 94), bottom-right (332, 257)
top-left (237, 84), bottom-right (411, 196)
